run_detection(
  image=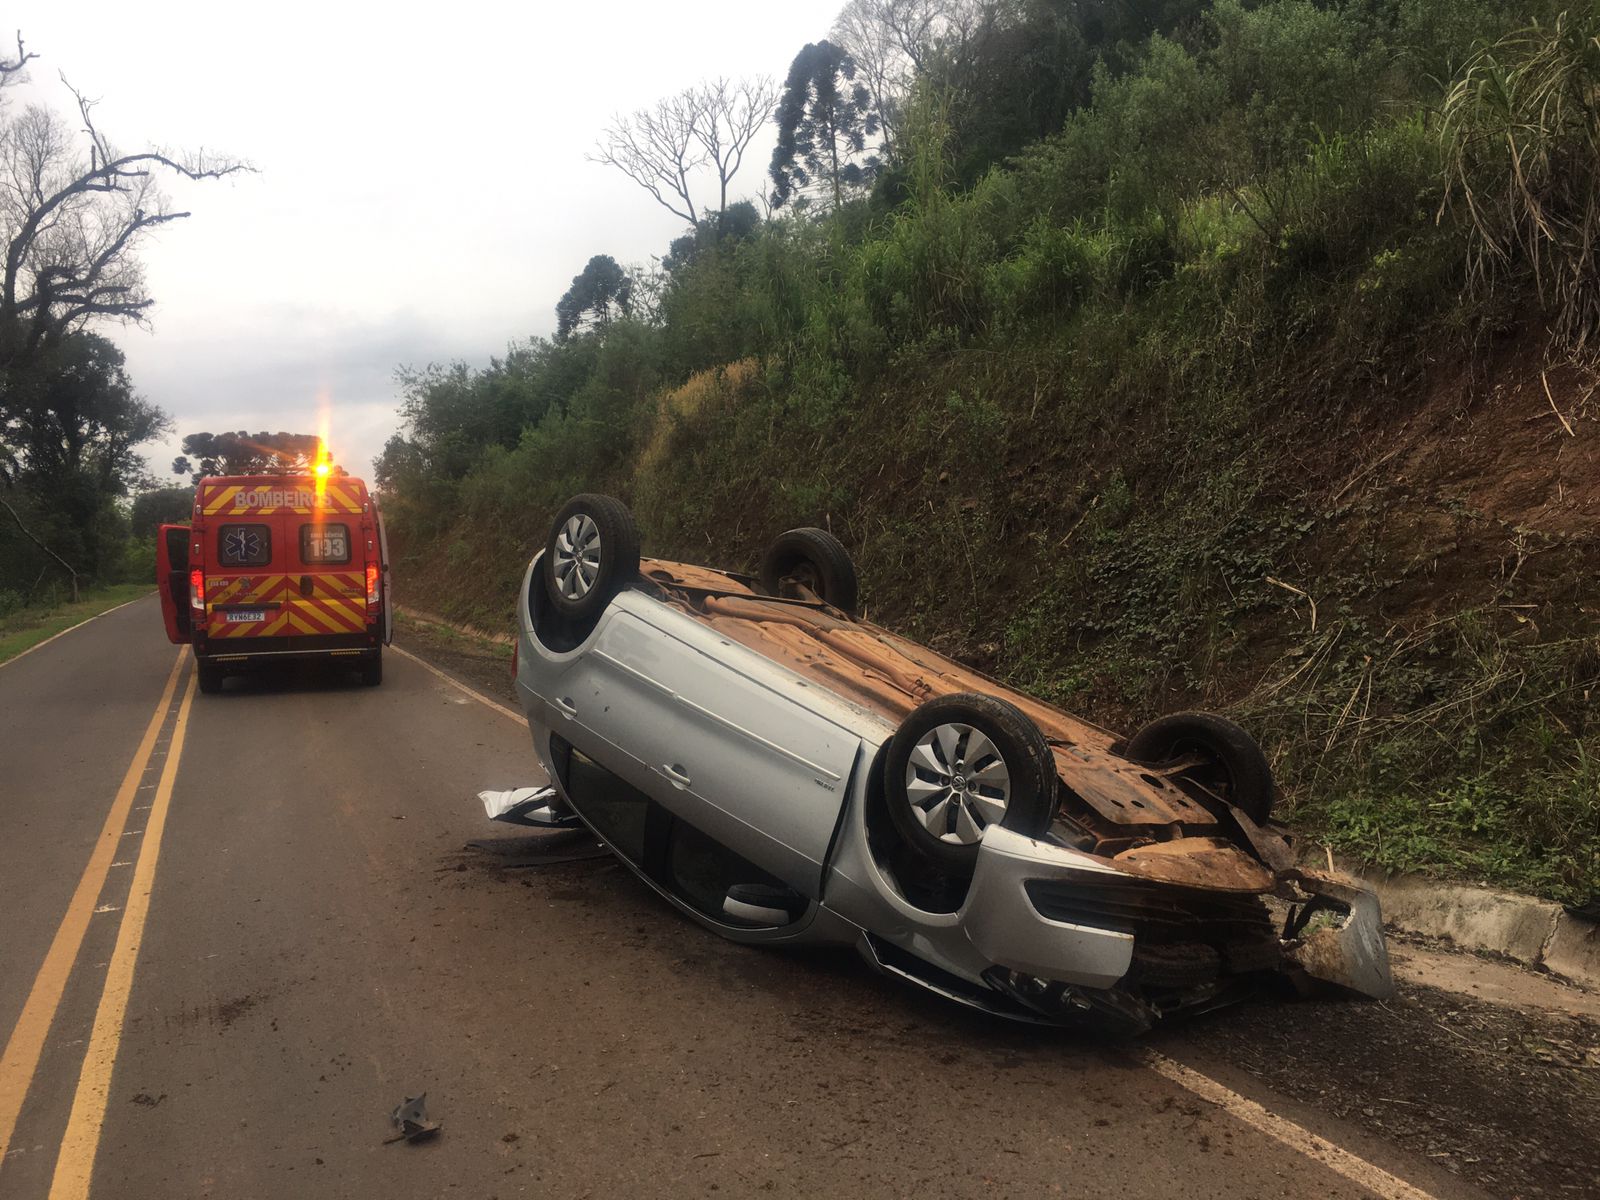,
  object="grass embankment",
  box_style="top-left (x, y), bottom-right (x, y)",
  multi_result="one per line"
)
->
top-left (380, 3), bottom-right (1600, 904)
top-left (0, 584), bottom-right (153, 666)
